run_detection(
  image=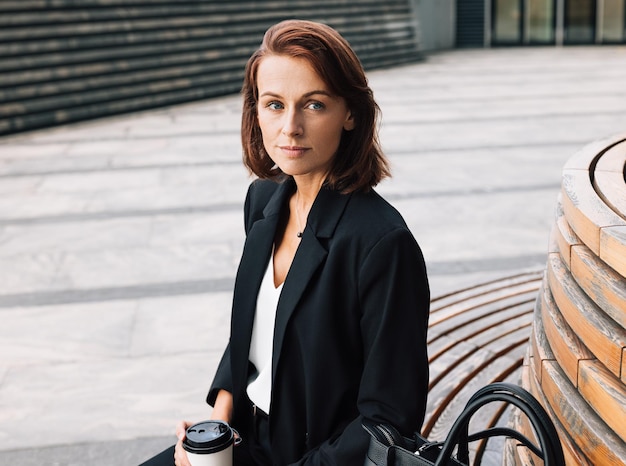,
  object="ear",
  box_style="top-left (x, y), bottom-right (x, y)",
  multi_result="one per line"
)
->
top-left (343, 111), bottom-right (355, 131)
